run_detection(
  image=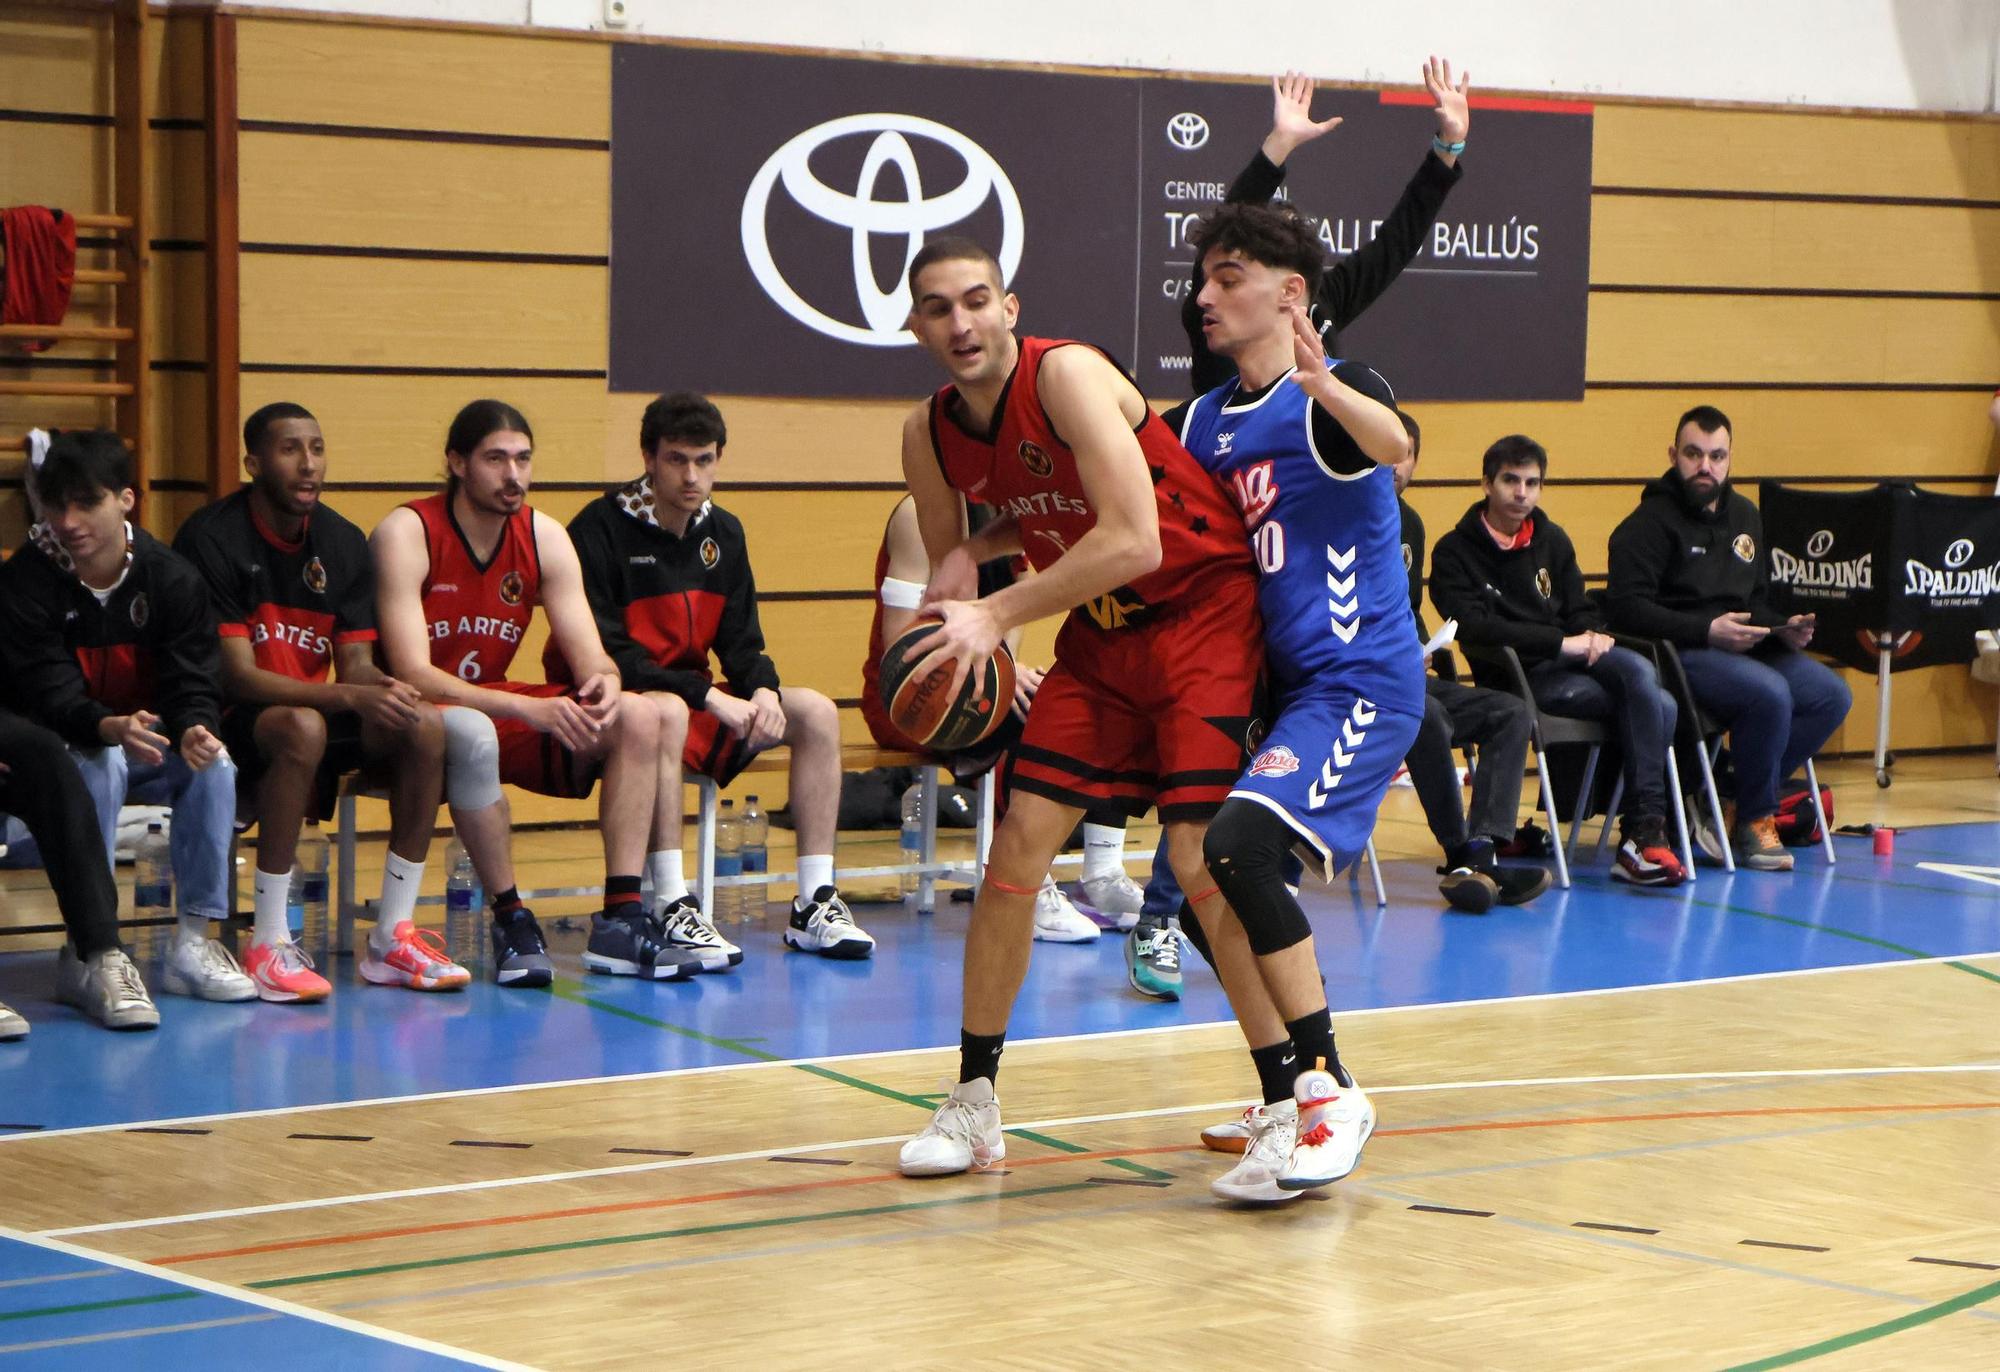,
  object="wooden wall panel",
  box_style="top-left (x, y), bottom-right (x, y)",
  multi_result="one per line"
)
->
top-left (1590, 198), bottom-right (2000, 293)
top-left (601, 392), bottom-right (911, 485)
top-left (2, 12), bottom-right (112, 114)
top-left (237, 135), bottom-right (609, 256)
top-left (1593, 105), bottom-right (2000, 199)
top-left (238, 256), bottom-right (607, 371)
top-left (235, 18), bottom-right (608, 139)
